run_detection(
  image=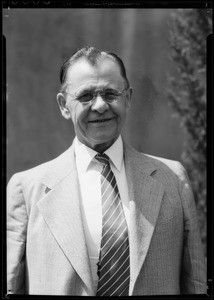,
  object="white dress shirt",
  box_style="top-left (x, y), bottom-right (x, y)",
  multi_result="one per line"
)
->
top-left (74, 135), bottom-right (130, 292)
